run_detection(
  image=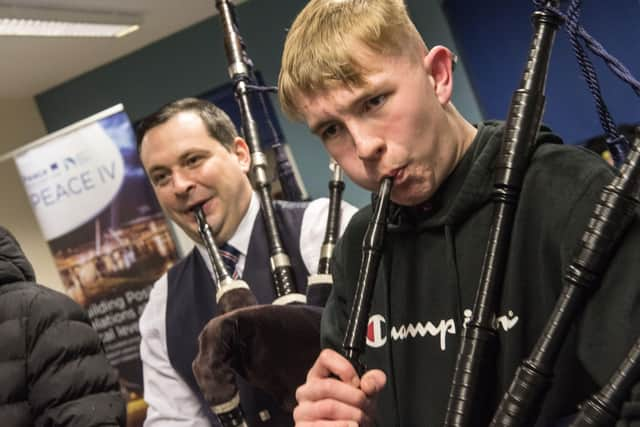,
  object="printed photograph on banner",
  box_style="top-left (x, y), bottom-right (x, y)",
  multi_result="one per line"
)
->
top-left (14, 106), bottom-right (179, 427)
